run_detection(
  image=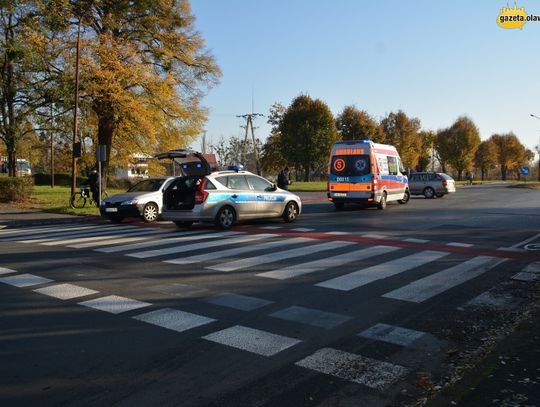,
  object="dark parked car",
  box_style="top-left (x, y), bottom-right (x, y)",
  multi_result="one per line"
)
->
top-left (409, 172), bottom-right (456, 198)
